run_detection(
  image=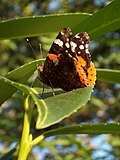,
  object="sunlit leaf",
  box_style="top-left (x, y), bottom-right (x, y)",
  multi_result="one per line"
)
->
top-left (73, 0), bottom-right (120, 39)
top-left (36, 87), bottom-right (93, 129)
top-left (0, 76), bottom-right (46, 122)
top-left (0, 76), bottom-right (93, 129)
top-left (0, 13), bottom-right (90, 40)
top-left (0, 59), bottom-right (42, 105)
top-left (43, 123), bottom-right (120, 138)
